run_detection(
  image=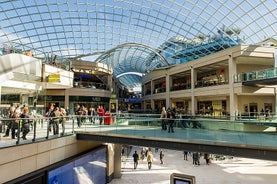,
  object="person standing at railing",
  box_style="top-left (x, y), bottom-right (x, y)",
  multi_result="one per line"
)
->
top-left (167, 108), bottom-right (176, 133)
top-left (52, 55), bottom-right (58, 67)
top-left (59, 108), bottom-right (67, 136)
top-left (65, 106), bottom-right (71, 120)
top-left (210, 106), bottom-right (214, 116)
top-left (3, 105), bottom-right (15, 138)
top-left (92, 107), bottom-right (97, 124)
top-left (52, 107), bottom-right (61, 135)
top-left (20, 107), bottom-right (31, 140)
top-left (88, 107), bottom-right (97, 124)
top-left (75, 104), bottom-right (82, 128)
top-left (80, 105), bottom-right (88, 124)
top-left (160, 107), bottom-right (167, 130)
top-left (260, 108), bottom-right (264, 116)
top-left (25, 50), bottom-right (32, 57)
top-left (10, 104), bottom-right (22, 139)
top-left (97, 105), bottom-right (105, 125)
top-left (46, 105), bottom-right (55, 134)
top-left (265, 108), bottom-right (271, 121)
